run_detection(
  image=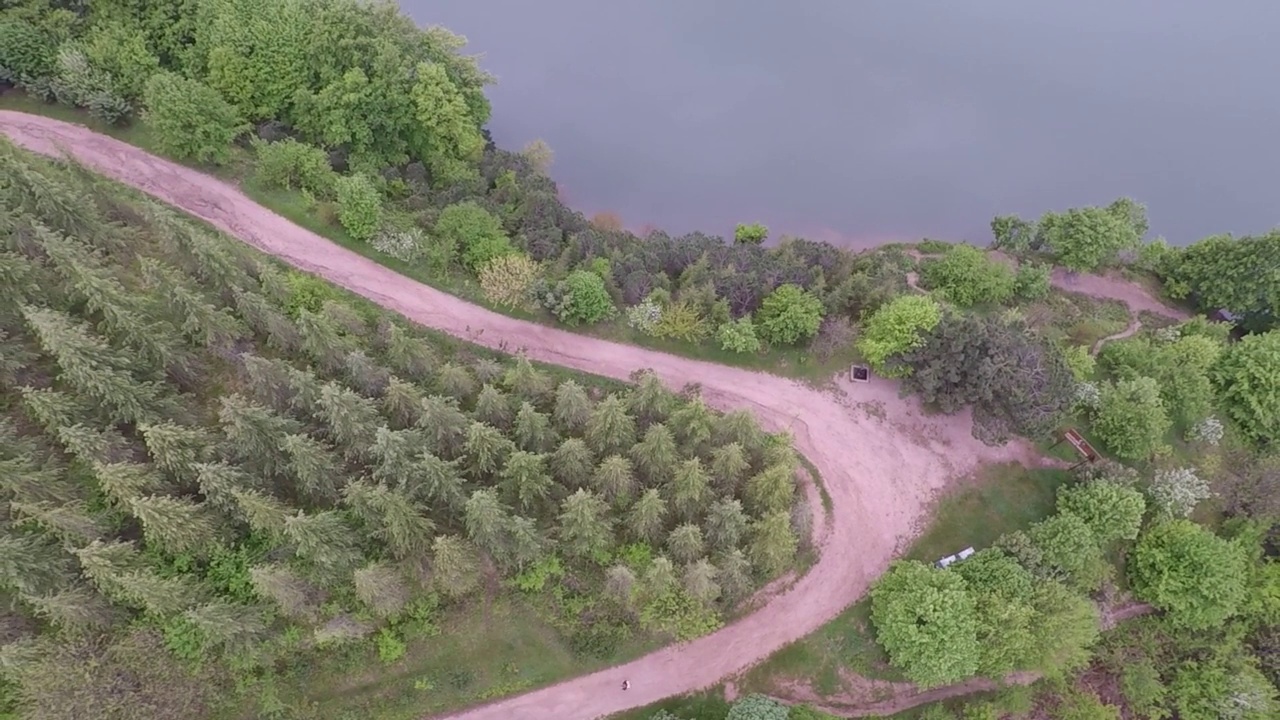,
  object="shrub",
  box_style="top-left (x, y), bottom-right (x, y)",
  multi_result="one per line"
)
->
top-left (251, 138), bottom-right (337, 198)
top-left (756, 284), bottom-right (824, 345)
top-left (0, 18), bottom-right (54, 81)
top-left (733, 223), bottom-right (768, 245)
top-left (435, 202), bottom-right (510, 273)
top-left (811, 316), bottom-right (856, 360)
top-left (369, 227), bottom-right (426, 263)
top-left (717, 316), bottom-right (762, 354)
top-left (920, 244), bottom-right (1016, 306)
top-left (726, 694), bottom-right (789, 720)
top-left (143, 71), bottom-right (244, 165)
top-left (1148, 467), bottom-right (1212, 519)
top-left (1062, 344), bottom-right (1096, 380)
top-left (1130, 519), bottom-right (1247, 630)
top-left (626, 299), bottom-right (662, 335)
top-left (651, 301), bottom-right (709, 342)
top-left (1092, 377), bottom-right (1171, 461)
top-left (85, 89), bottom-right (131, 125)
top-left (479, 254), bottom-right (541, 309)
top-left (1014, 262), bottom-right (1053, 300)
top-left (543, 270), bottom-right (616, 326)
top-left (856, 295), bottom-right (942, 376)
top-left (1187, 416), bottom-right (1224, 445)
top-left (334, 174), bottom-right (383, 241)
top-left (1072, 381), bottom-right (1101, 411)
top-left (375, 628), bottom-right (406, 664)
